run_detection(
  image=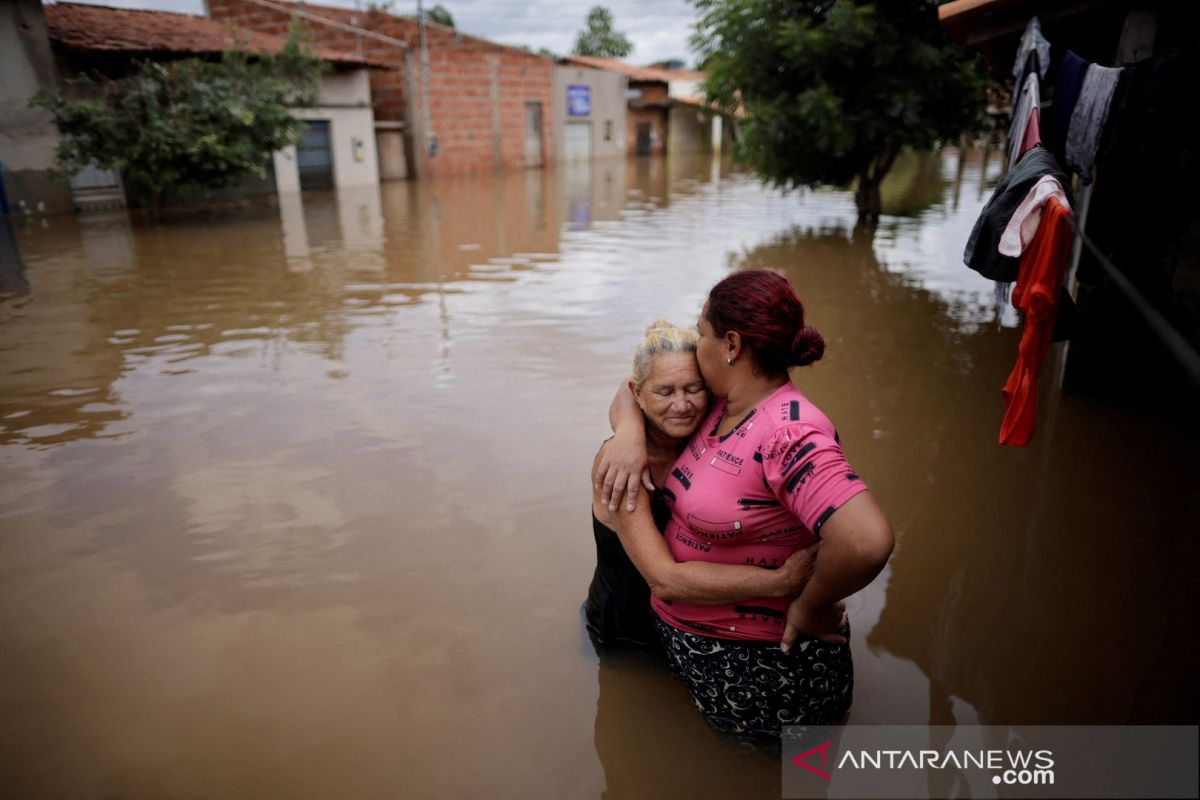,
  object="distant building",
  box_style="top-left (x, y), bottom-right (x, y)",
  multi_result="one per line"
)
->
top-left (43, 2), bottom-right (386, 209)
top-left (552, 63), bottom-right (628, 163)
top-left (1, 0), bottom-right (75, 215)
top-left (558, 55), bottom-right (734, 158)
top-left (207, 0), bottom-right (557, 179)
